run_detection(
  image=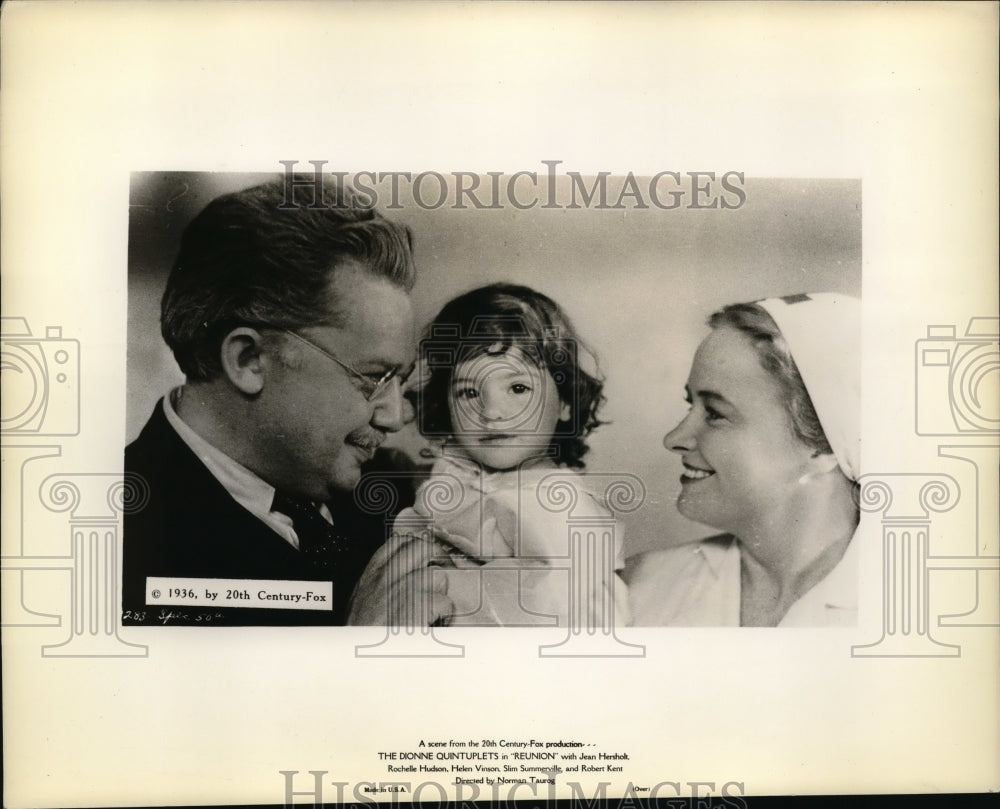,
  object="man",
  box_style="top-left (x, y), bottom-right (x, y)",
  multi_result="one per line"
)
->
top-left (123, 177), bottom-right (418, 625)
